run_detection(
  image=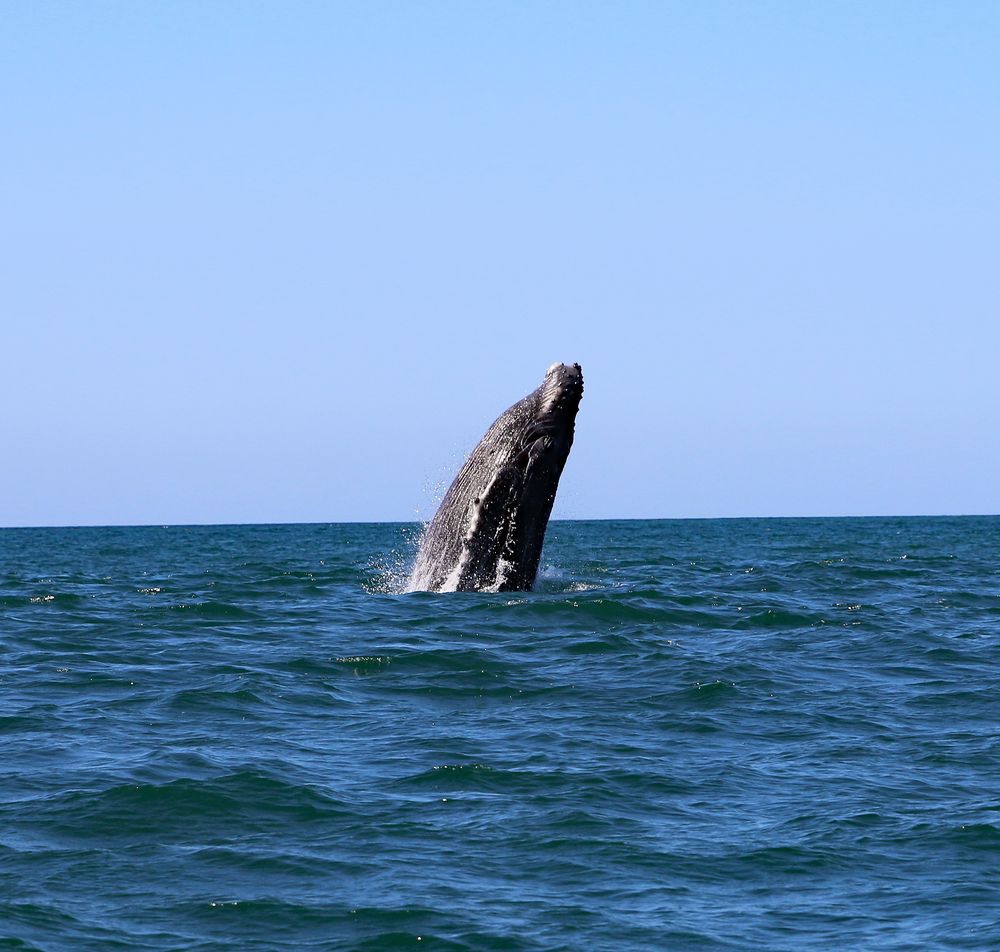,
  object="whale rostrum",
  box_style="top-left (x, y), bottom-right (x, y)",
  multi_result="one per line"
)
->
top-left (407, 363), bottom-right (584, 593)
